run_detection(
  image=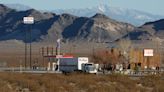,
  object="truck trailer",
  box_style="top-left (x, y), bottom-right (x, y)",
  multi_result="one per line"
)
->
top-left (59, 57), bottom-right (98, 73)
